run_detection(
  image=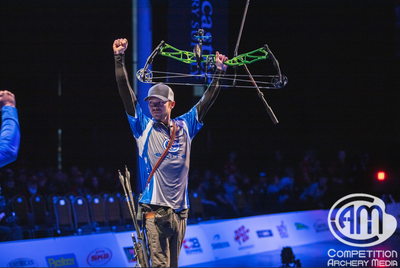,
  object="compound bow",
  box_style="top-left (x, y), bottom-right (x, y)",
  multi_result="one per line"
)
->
top-left (137, 41), bottom-right (288, 89)
top-left (136, 0), bottom-right (287, 124)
